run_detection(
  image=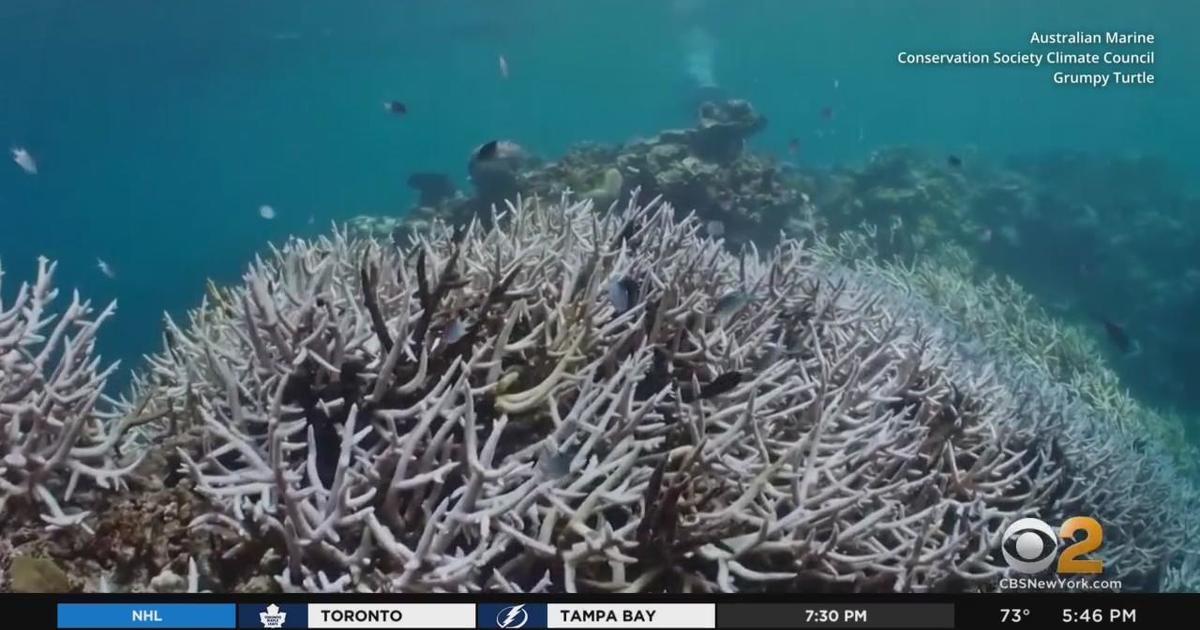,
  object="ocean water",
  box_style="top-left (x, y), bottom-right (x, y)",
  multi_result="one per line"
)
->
top-left (1, 1), bottom-right (1196, 411)
top-left (5, 1), bottom-right (1200, 596)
